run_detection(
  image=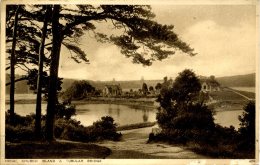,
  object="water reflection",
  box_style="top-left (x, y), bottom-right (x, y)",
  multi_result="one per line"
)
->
top-left (7, 103), bottom-right (244, 129)
top-left (76, 104), bottom-right (157, 126)
top-left (108, 104), bottom-right (121, 117)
